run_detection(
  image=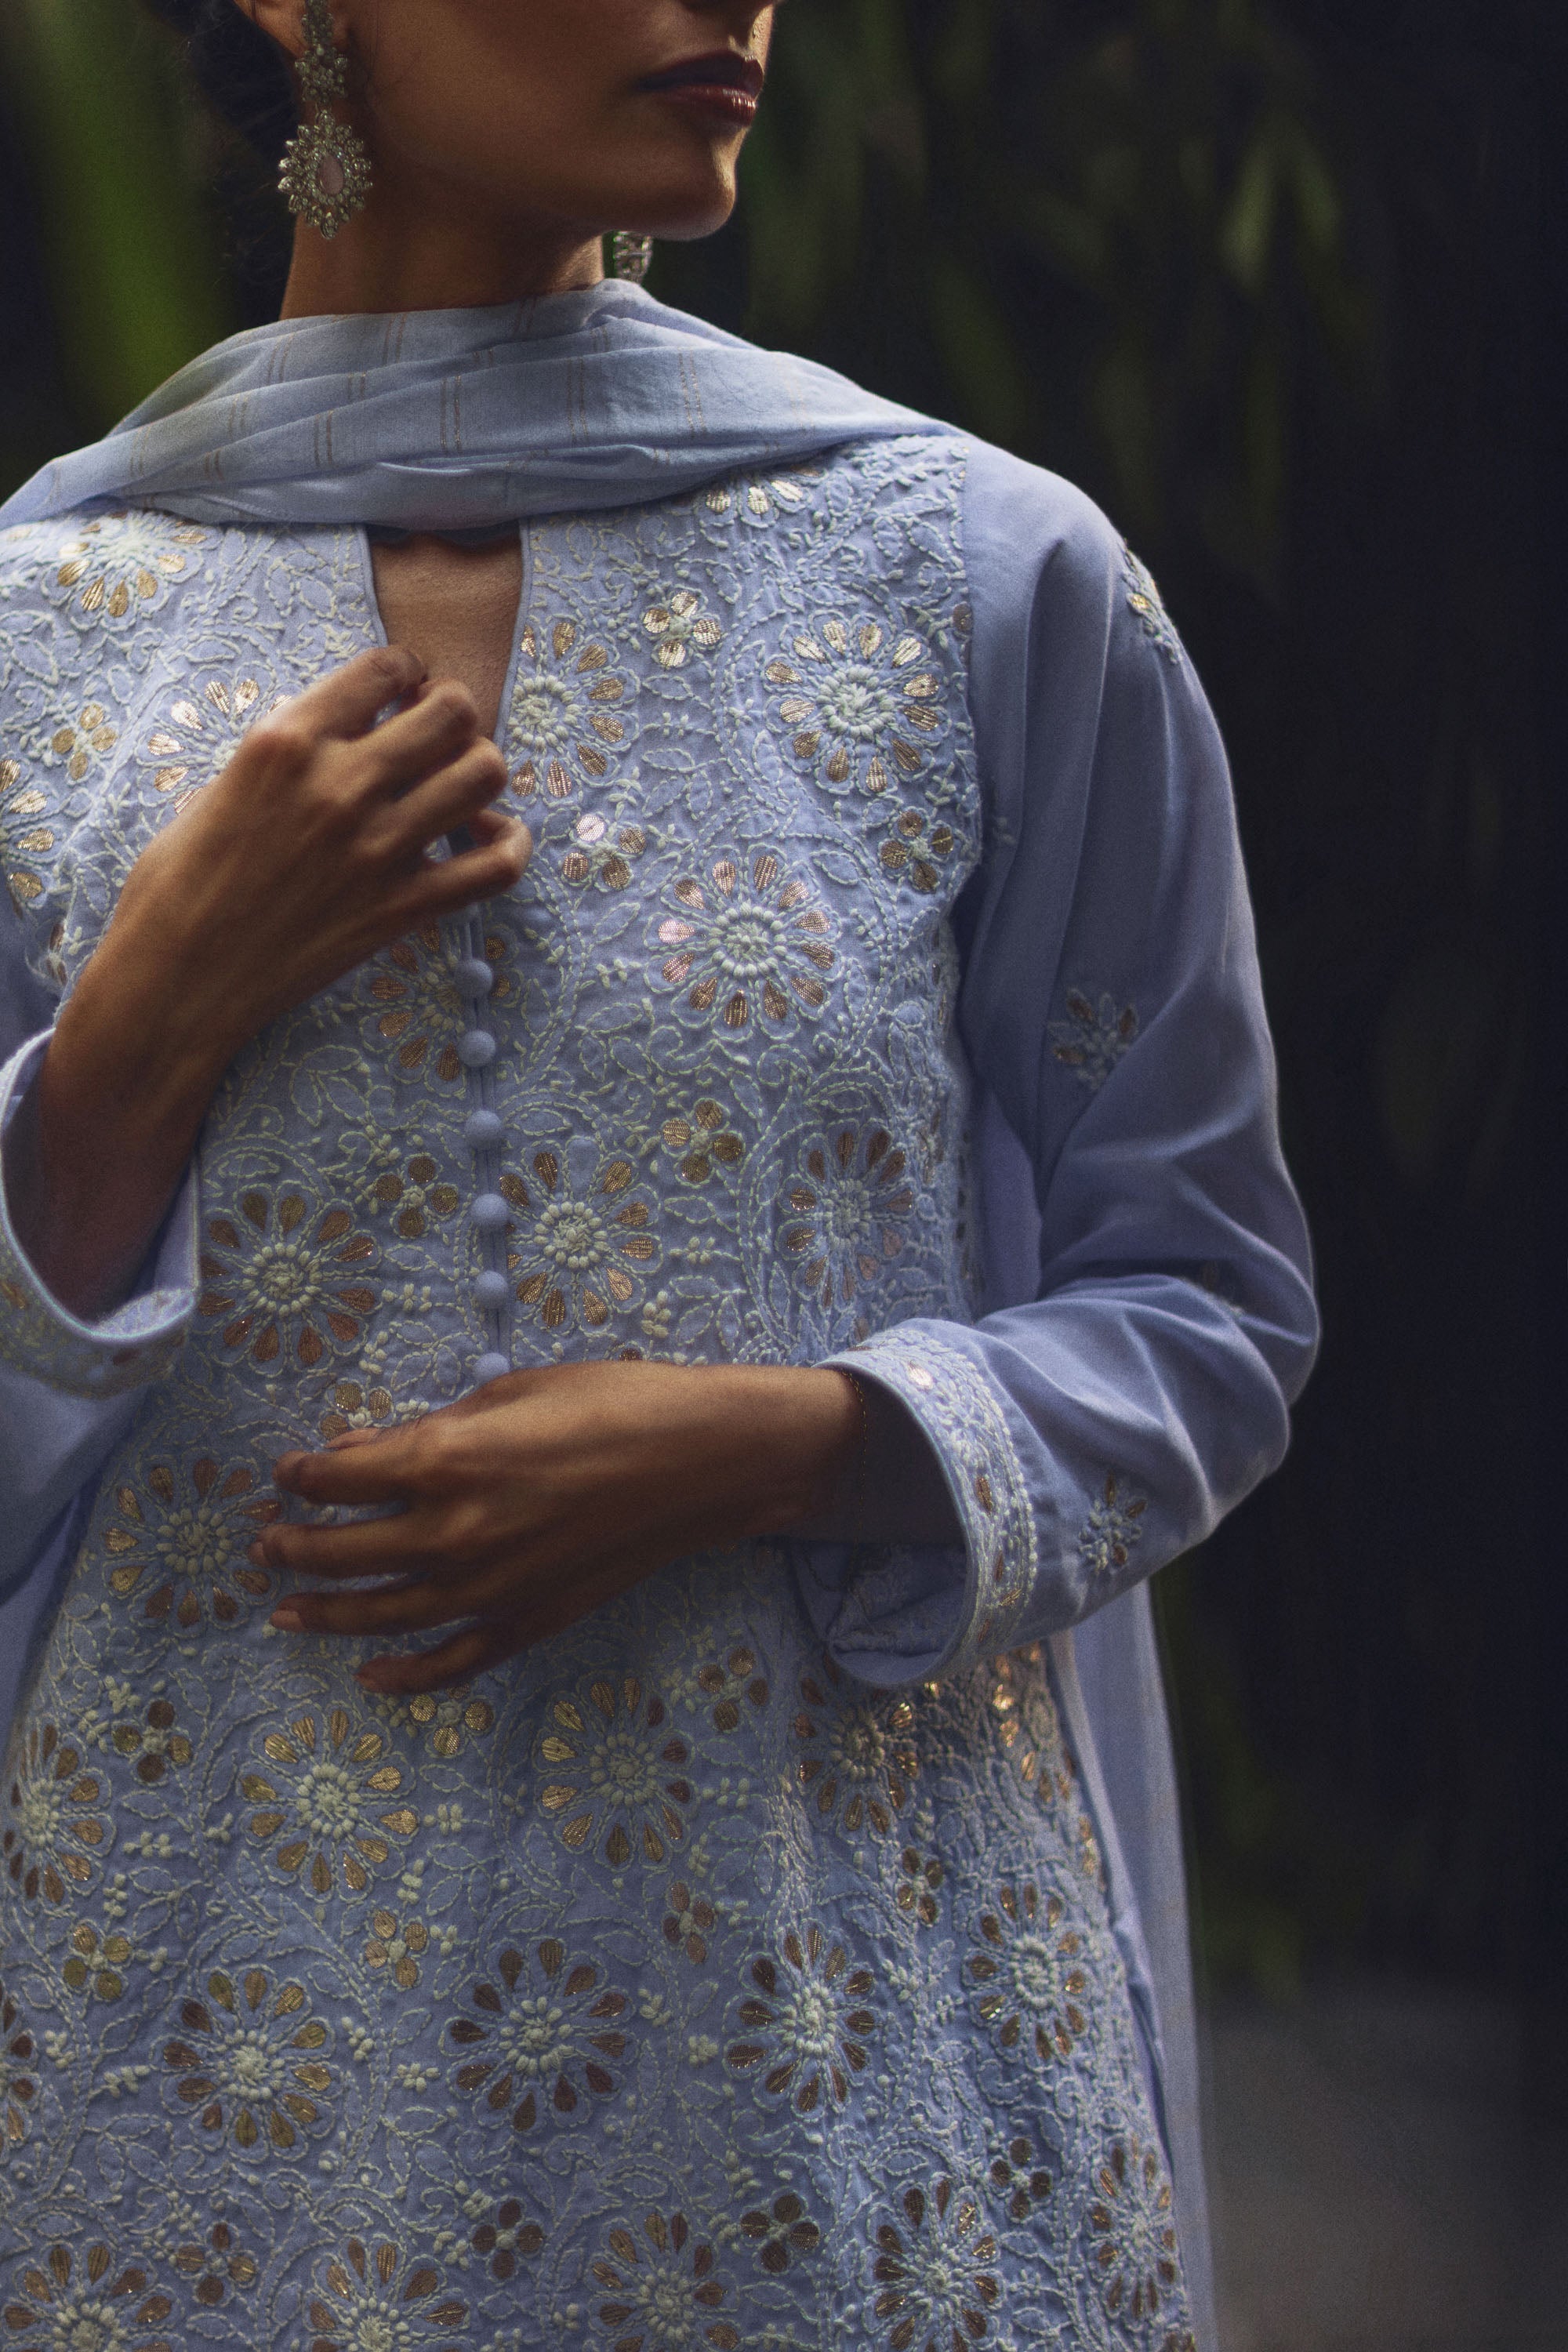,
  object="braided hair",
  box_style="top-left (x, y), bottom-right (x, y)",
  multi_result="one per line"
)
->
top-left (140, 0), bottom-right (297, 168)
